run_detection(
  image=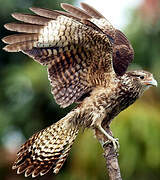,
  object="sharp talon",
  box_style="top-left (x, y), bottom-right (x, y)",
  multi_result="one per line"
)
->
top-left (112, 137), bottom-right (120, 152)
top-left (102, 140), bottom-right (110, 147)
top-left (103, 137), bottom-right (120, 152)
